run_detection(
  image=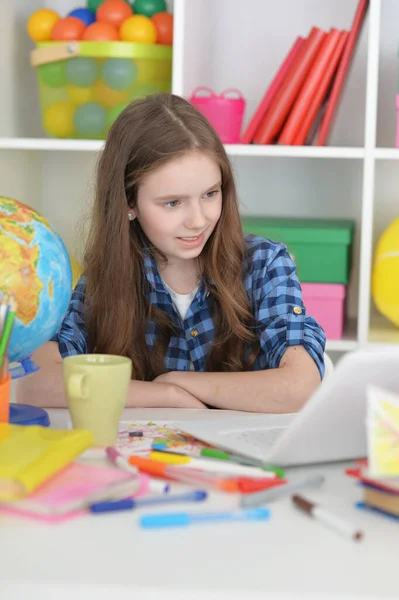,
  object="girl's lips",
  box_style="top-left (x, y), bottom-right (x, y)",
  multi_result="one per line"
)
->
top-left (176, 233), bottom-right (205, 248)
